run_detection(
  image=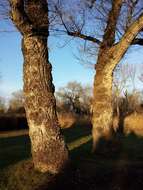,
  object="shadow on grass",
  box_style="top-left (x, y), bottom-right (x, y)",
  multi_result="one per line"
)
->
top-left (0, 135), bottom-right (31, 169)
top-left (1, 125), bottom-right (143, 189)
top-left (62, 120), bottom-right (92, 144)
top-left (0, 121), bottom-right (91, 170)
top-left (56, 132), bottom-right (143, 190)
